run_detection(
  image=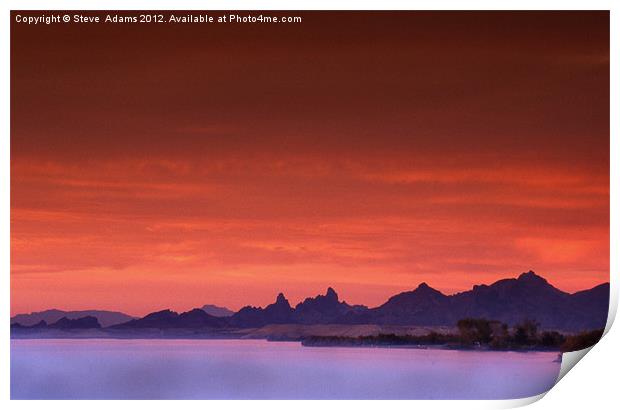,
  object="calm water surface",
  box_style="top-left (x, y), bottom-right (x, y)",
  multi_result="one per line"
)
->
top-left (11, 339), bottom-right (561, 399)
